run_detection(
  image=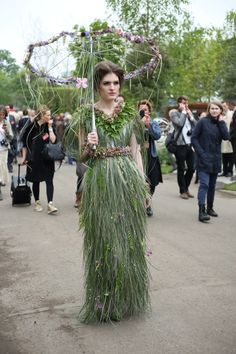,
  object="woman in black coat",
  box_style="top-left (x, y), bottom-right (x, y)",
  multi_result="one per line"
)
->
top-left (137, 100), bottom-right (163, 217)
top-left (230, 109), bottom-right (236, 179)
top-left (21, 105), bottom-right (58, 214)
top-left (191, 101), bottom-right (229, 222)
